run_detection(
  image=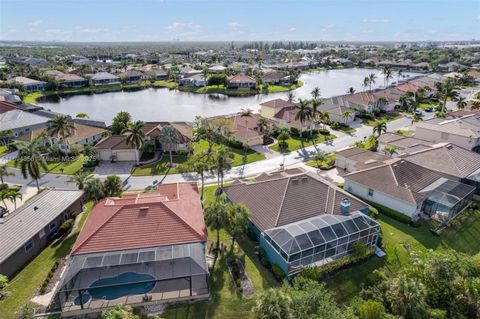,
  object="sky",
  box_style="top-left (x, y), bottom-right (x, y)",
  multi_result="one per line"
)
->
top-left (1, 0), bottom-right (479, 42)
